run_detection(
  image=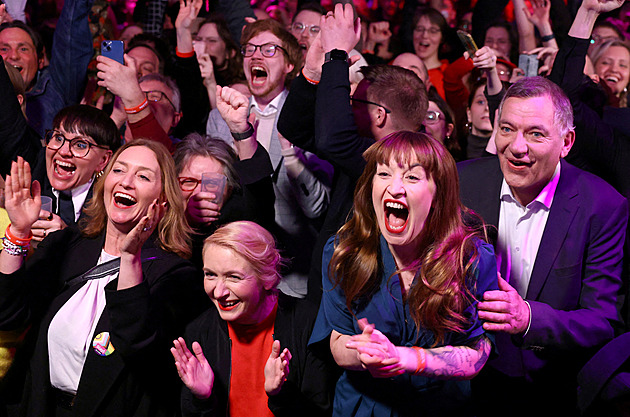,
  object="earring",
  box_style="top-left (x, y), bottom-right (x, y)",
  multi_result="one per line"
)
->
top-left (95, 170), bottom-right (104, 179)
